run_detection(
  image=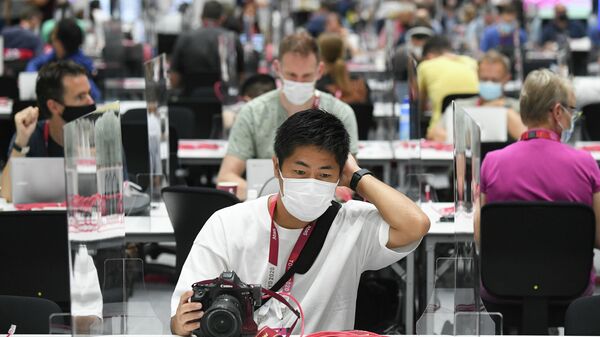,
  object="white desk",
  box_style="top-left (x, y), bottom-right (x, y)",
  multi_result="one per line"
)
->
top-left (177, 140), bottom-right (399, 184)
top-left (177, 139), bottom-right (228, 166)
top-left (0, 98), bottom-right (13, 119)
top-left (576, 141), bottom-right (600, 162)
top-left (356, 140), bottom-right (394, 183)
top-left (119, 100), bottom-right (147, 114)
